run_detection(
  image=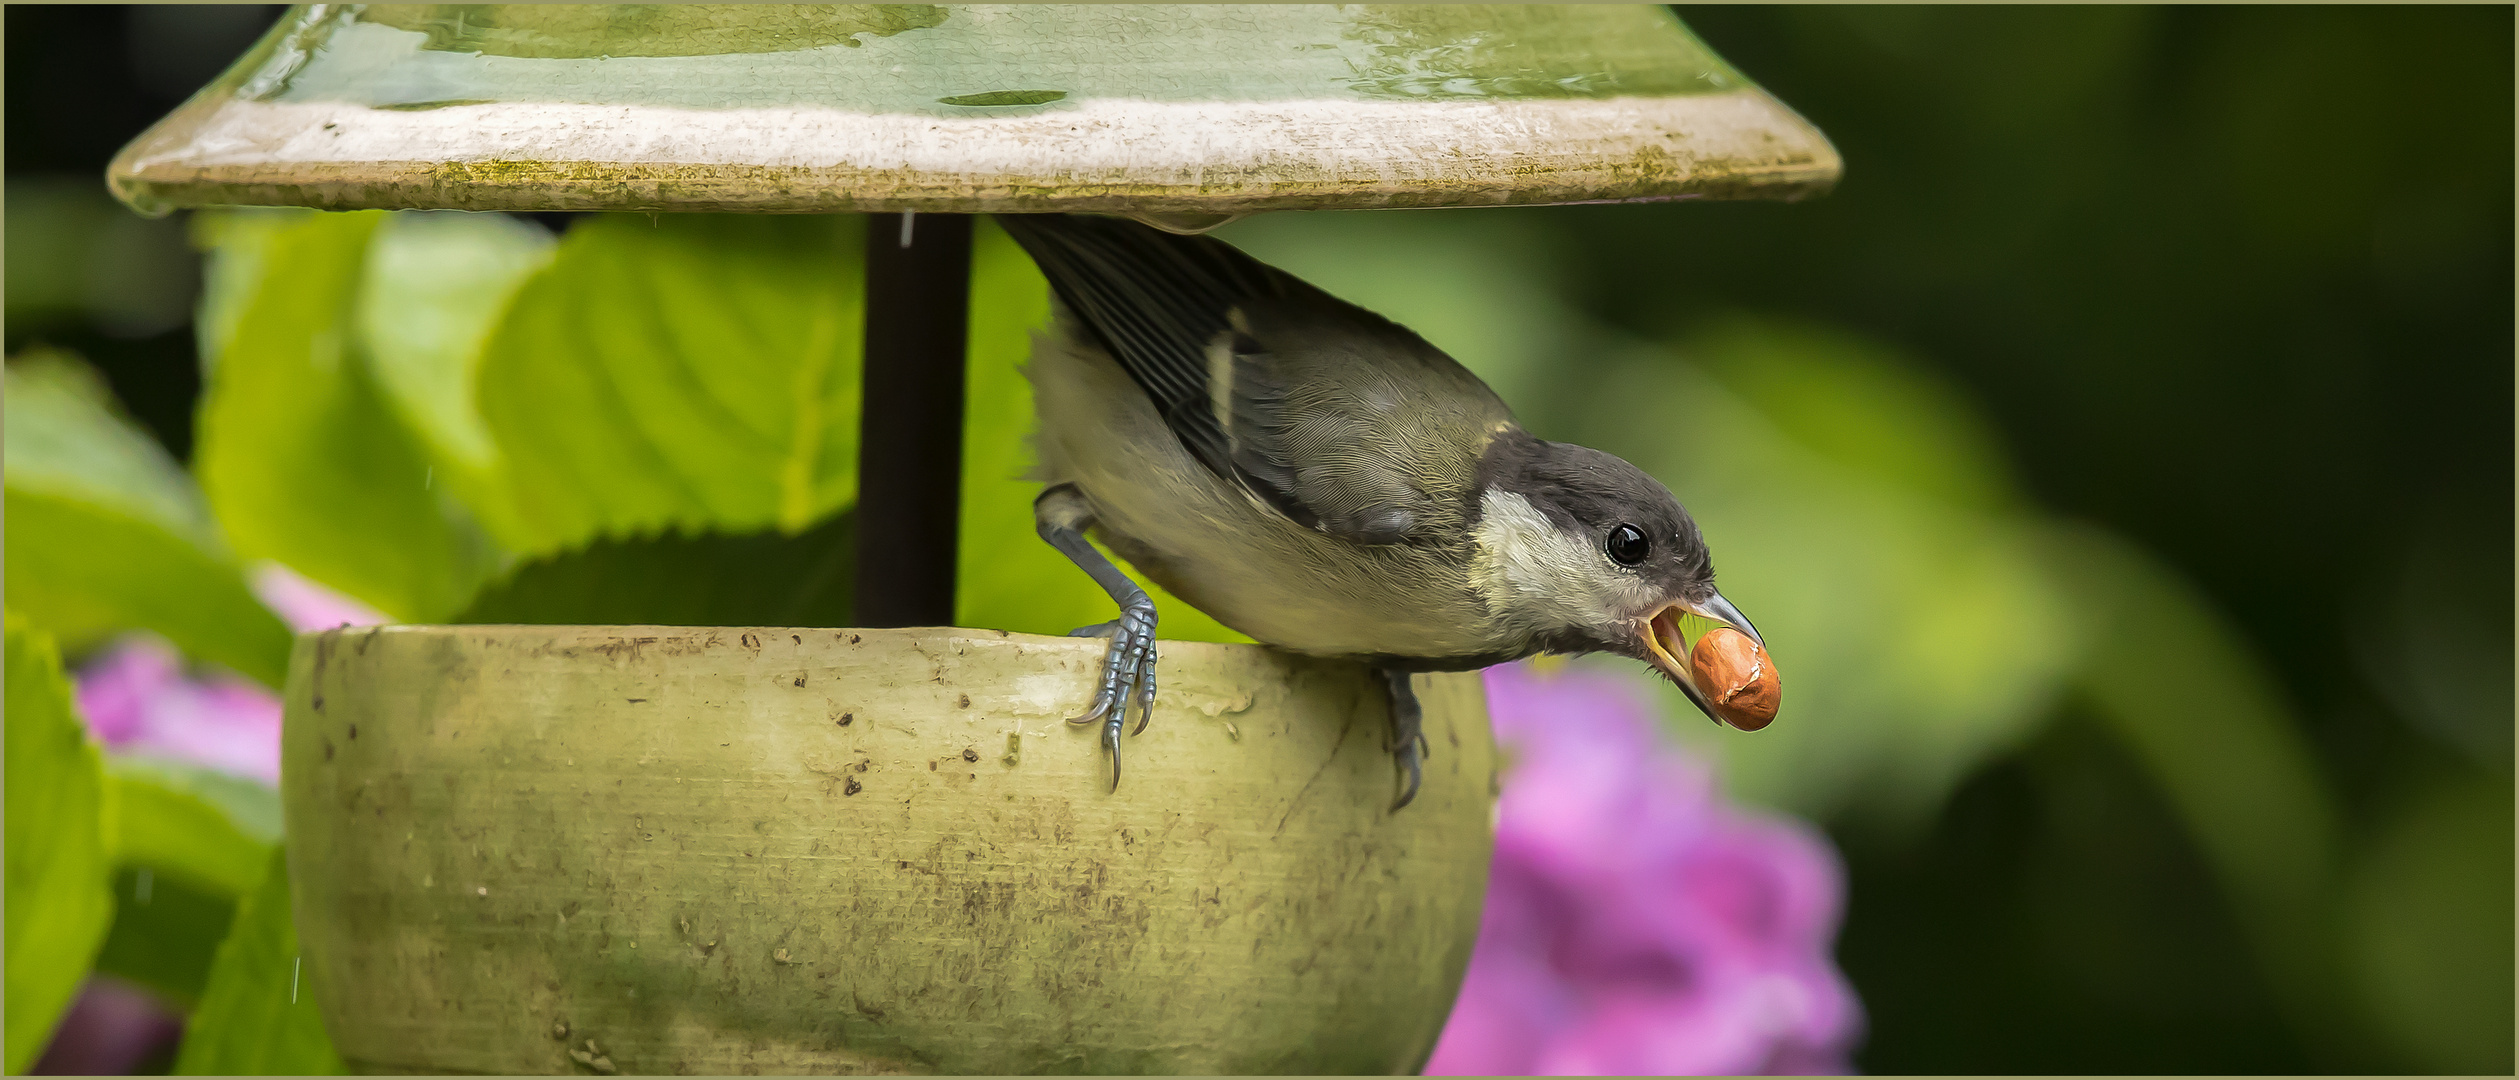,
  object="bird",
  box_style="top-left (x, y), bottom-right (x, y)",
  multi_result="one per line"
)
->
top-left (997, 213), bottom-right (1773, 810)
